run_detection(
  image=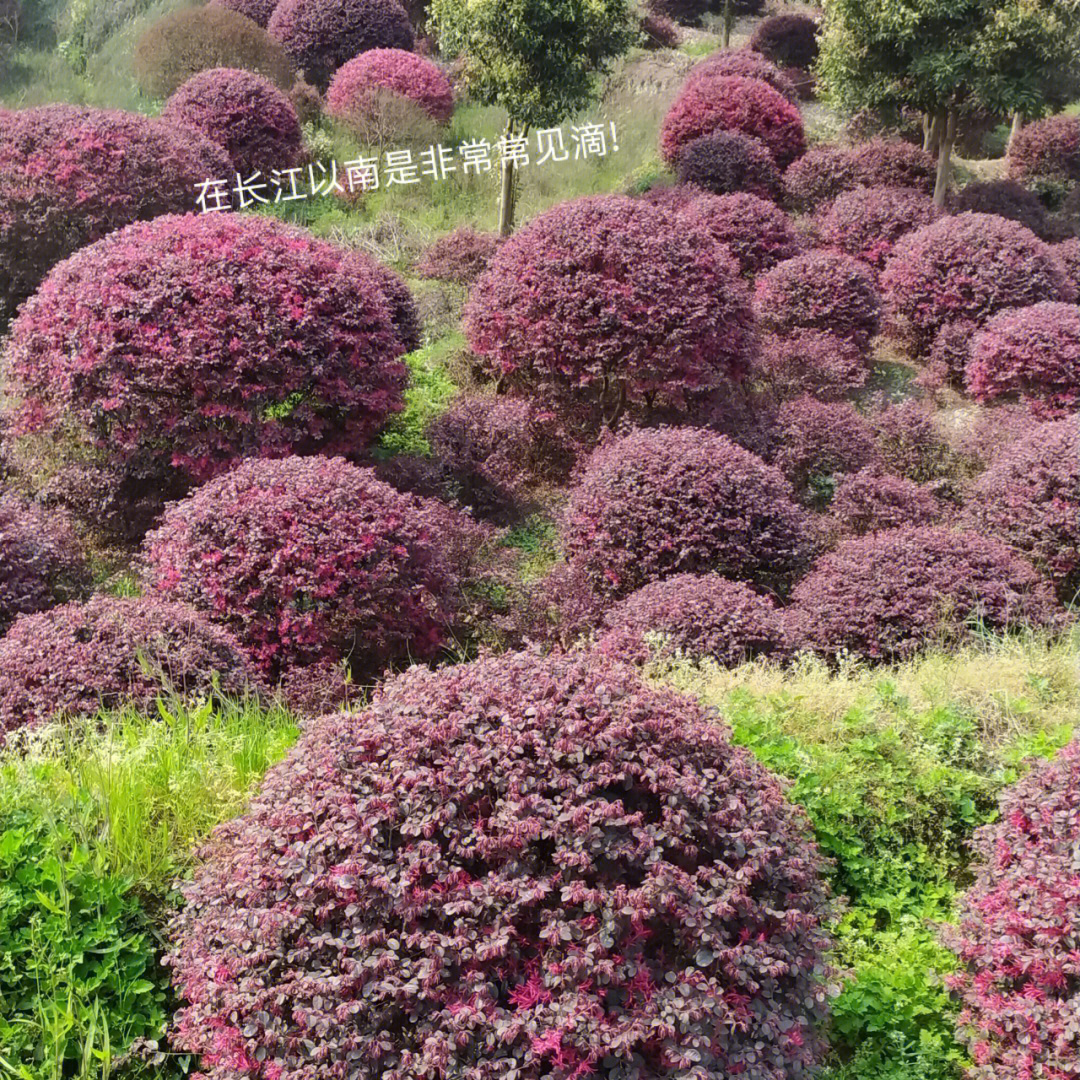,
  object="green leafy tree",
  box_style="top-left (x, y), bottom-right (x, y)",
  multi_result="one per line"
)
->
top-left (430, 0), bottom-right (636, 233)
